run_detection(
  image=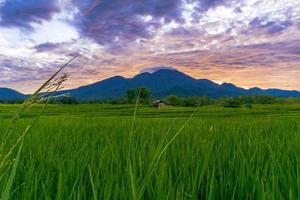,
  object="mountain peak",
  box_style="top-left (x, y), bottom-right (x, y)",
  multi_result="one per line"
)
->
top-left (140, 66), bottom-right (176, 74)
top-left (110, 75), bottom-right (126, 80)
top-left (152, 68), bottom-right (179, 74)
top-left (60, 68), bottom-right (300, 100)
top-left (133, 72), bottom-right (151, 79)
top-left (249, 87), bottom-right (262, 92)
top-left (221, 82), bottom-right (236, 88)
top-left (151, 68), bottom-right (193, 79)
top-left (0, 88), bottom-right (25, 100)
top-left (3, 68), bottom-right (300, 101)
top-left (133, 68), bottom-right (192, 81)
